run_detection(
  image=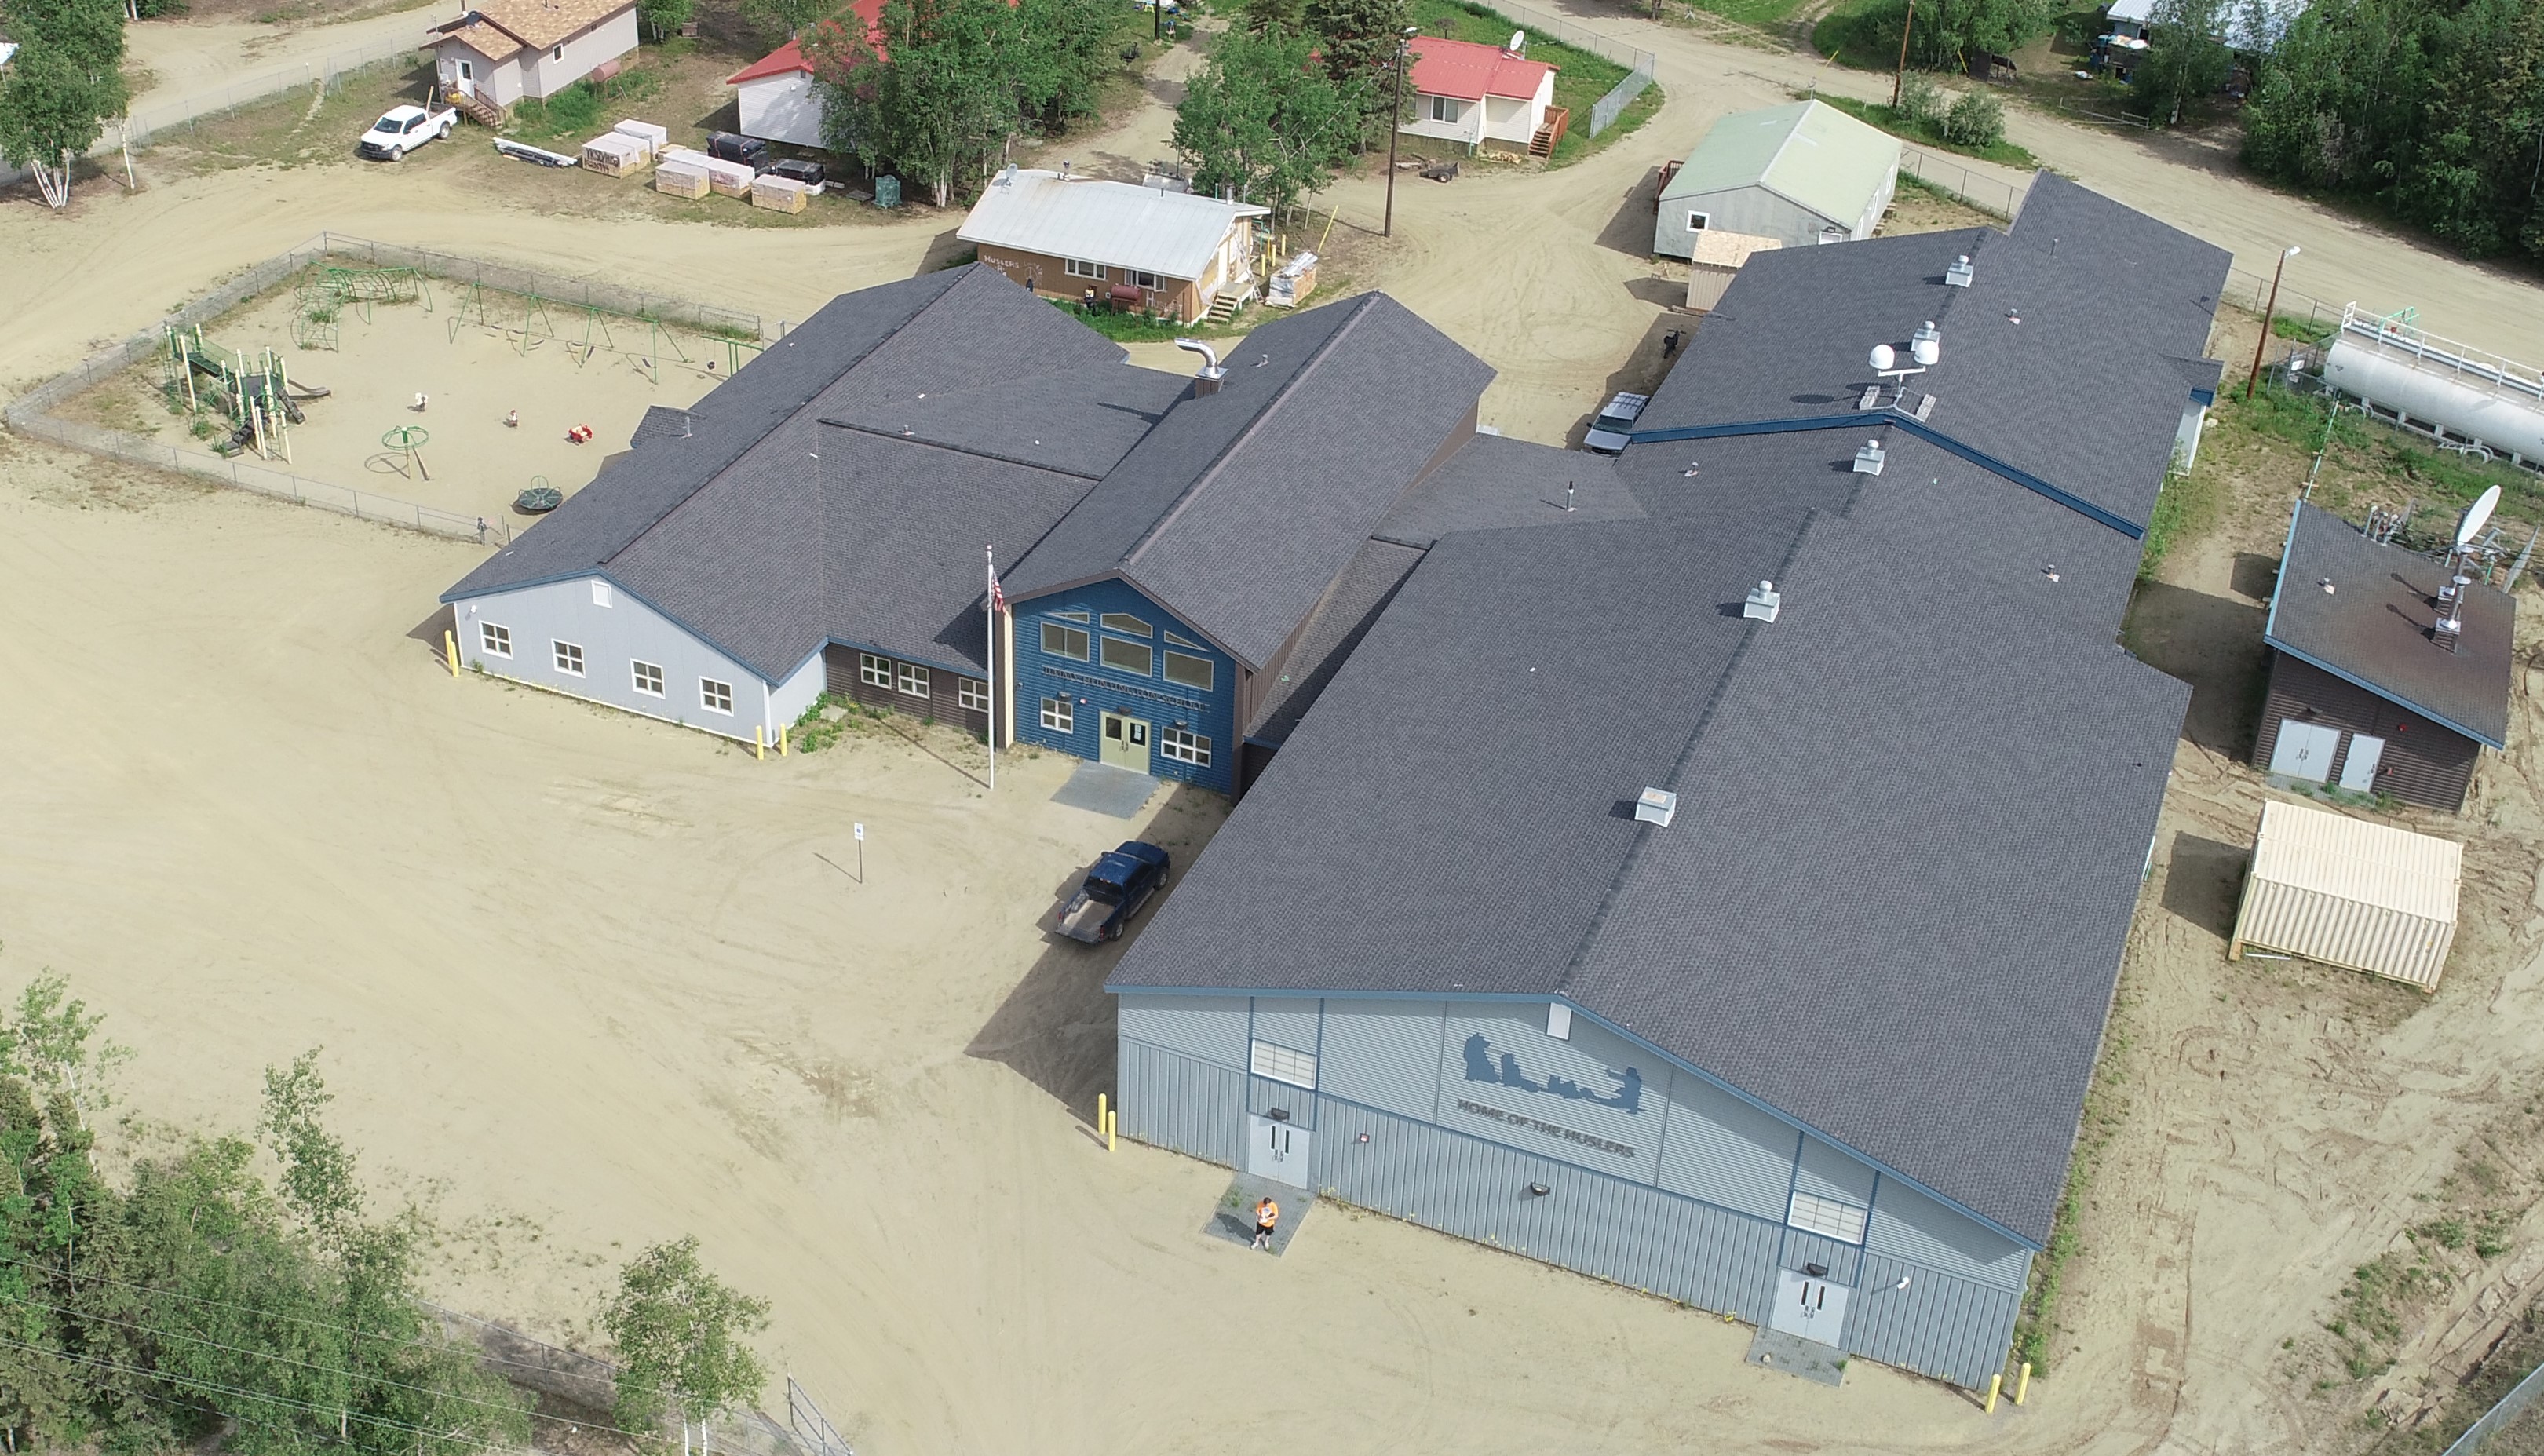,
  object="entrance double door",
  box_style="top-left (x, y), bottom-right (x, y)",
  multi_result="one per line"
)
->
top-left (1100, 711), bottom-right (1151, 772)
top-left (1246, 1115), bottom-right (1311, 1188)
top-left (2270, 718), bottom-right (2387, 791)
top-left (1768, 1268), bottom-right (1852, 1348)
